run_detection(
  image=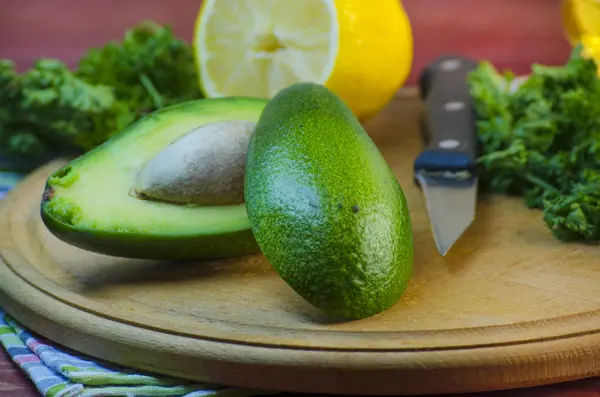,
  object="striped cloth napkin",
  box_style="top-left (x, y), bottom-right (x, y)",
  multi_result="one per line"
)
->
top-left (0, 166), bottom-right (269, 397)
